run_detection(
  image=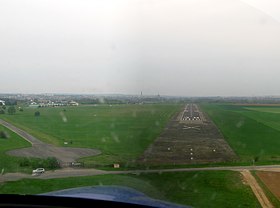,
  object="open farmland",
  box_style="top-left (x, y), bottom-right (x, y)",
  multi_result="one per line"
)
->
top-left (202, 104), bottom-right (280, 163)
top-left (255, 171), bottom-right (280, 206)
top-left (0, 104), bottom-right (181, 167)
top-left (0, 171), bottom-right (261, 208)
